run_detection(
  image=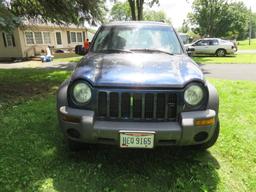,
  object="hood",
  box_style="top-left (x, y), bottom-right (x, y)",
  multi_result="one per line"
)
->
top-left (71, 53), bottom-right (204, 88)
